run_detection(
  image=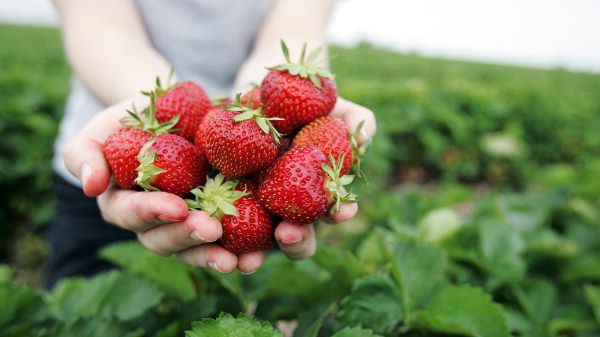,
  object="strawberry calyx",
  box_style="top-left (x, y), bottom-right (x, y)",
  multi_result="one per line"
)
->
top-left (120, 93), bottom-right (180, 136)
top-left (141, 70), bottom-right (178, 98)
top-left (210, 94), bottom-right (231, 107)
top-left (185, 174), bottom-right (247, 219)
top-left (349, 120), bottom-right (371, 180)
top-left (134, 139), bottom-right (167, 192)
top-left (227, 93), bottom-right (284, 146)
top-left (268, 39), bottom-right (334, 89)
top-left (322, 153), bottom-right (358, 214)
